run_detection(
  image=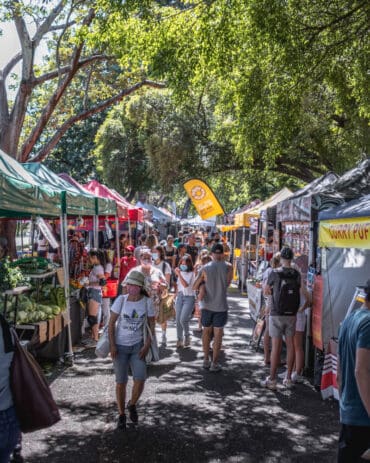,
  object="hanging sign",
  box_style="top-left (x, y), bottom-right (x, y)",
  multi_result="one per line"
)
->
top-left (319, 217), bottom-right (370, 249)
top-left (183, 179), bottom-right (224, 220)
top-left (36, 217), bottom-right (59, 249)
